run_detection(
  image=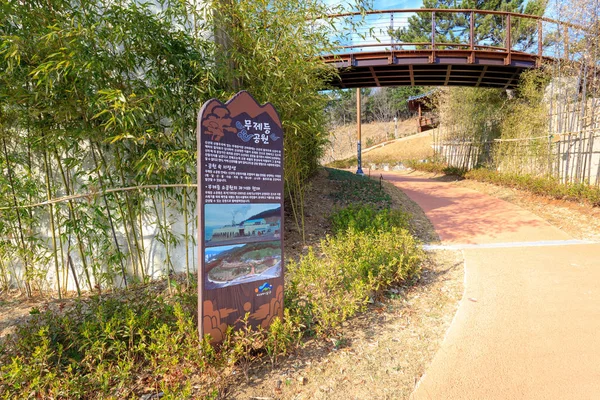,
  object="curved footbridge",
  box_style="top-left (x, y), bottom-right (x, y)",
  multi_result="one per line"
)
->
top-left (381, 171), bottom-right (600, 399)
top-left (322, 9), bottom-right (569, 88)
